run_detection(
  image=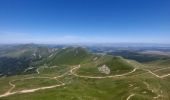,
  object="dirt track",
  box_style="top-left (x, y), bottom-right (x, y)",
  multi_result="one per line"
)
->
top-left (70, 65), bottom-right (137, 79)
top-left (1, 64), bottom-right (170, 98)
top-left (126, 94), bottom-right (135, 100)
